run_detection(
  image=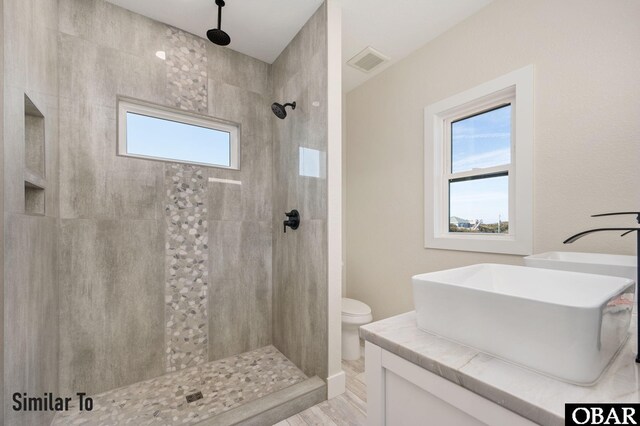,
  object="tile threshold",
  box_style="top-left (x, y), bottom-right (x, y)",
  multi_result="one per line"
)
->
top-left (198, 376), bottom-right (325, 425)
